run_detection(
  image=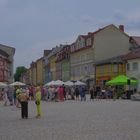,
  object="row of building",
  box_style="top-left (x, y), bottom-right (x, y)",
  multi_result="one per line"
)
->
top-left (20, 24), bottom-right (140, 92)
